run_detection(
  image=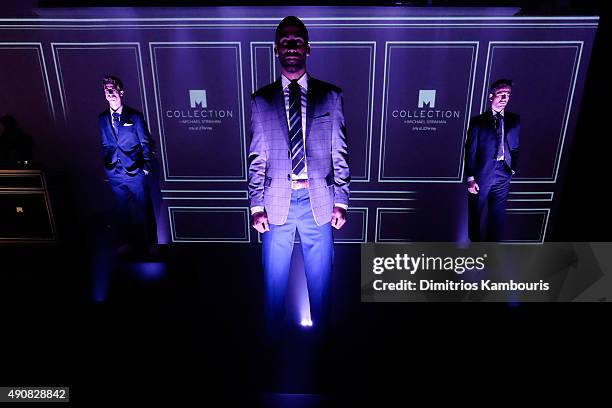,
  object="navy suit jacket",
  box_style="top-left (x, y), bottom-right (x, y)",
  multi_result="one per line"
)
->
top-left (464, 109), bottom-right (520, 187)
top-left (98, 105), bottom-right (153, 177)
